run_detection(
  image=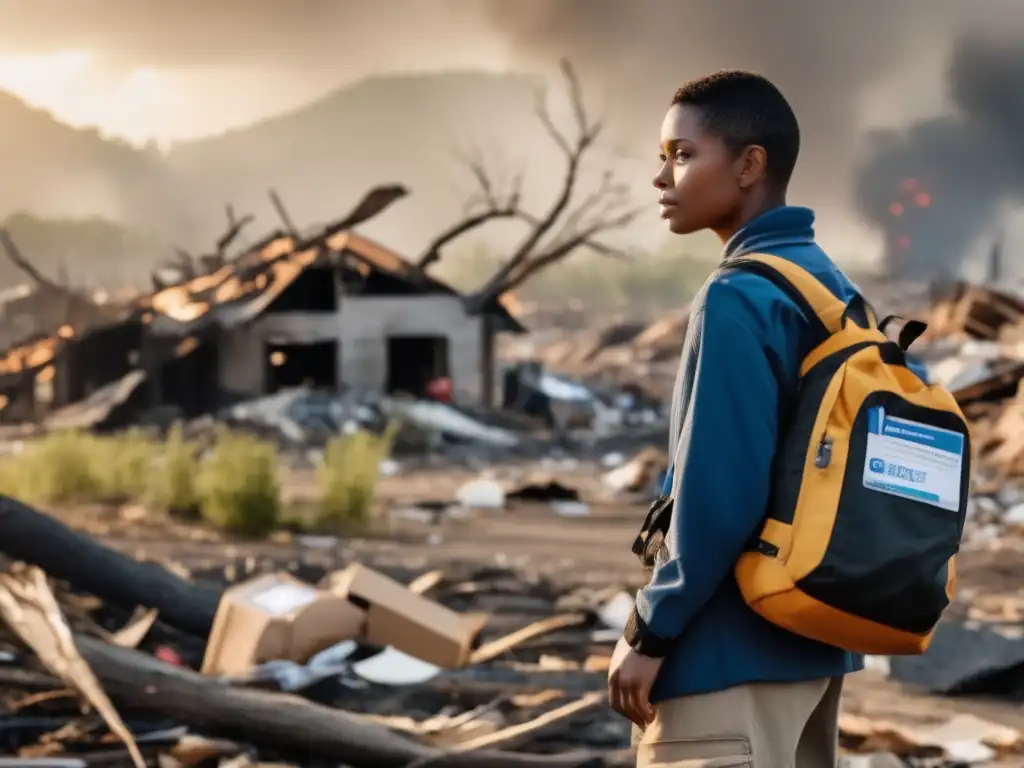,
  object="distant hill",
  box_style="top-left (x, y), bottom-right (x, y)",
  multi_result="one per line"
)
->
top-left (0, 70), bottom-right (594, 281)
top-left (0, 93), bottom-right (187, 248)
top-left (165, 70), bottom-right (550, 255)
